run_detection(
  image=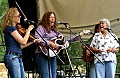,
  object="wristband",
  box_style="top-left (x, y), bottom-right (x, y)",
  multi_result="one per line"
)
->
top-left (96, 49), bottom-right (99, 53)
top-left (33, 40), bottom-right (36, 43)
top-left (111, 48), bottom-right (114, 52)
